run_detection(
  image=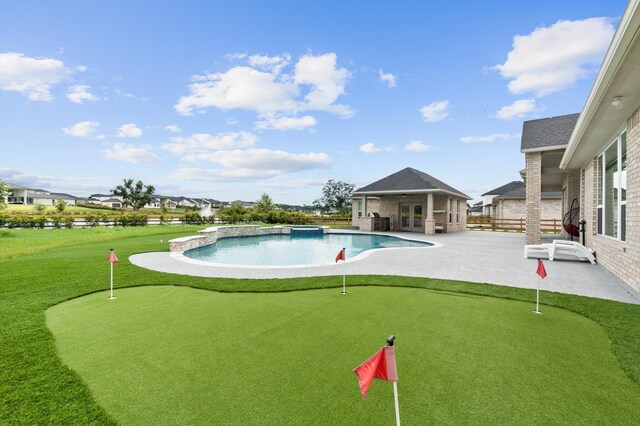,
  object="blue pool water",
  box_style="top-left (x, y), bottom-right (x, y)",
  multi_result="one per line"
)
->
top-left (183, 233), bottom-right (432, 266)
